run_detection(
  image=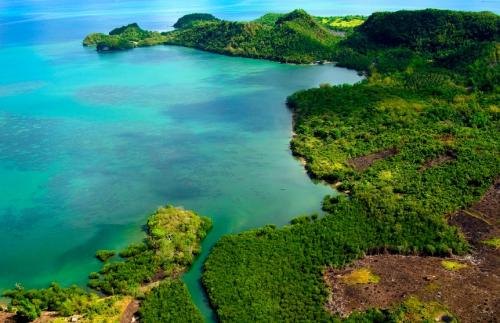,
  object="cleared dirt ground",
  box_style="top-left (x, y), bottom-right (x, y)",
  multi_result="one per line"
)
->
top-left (325, 179), bottom-right (499, 322)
